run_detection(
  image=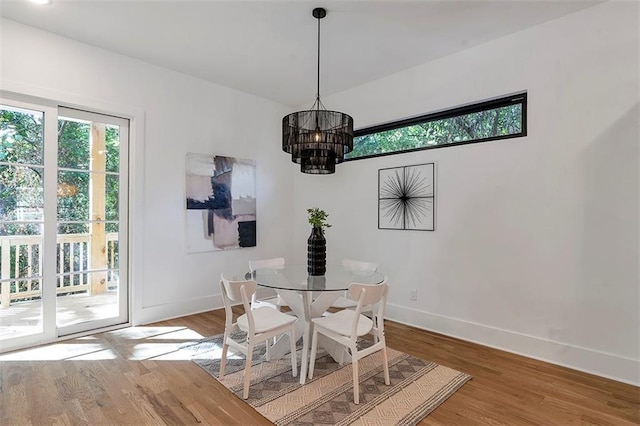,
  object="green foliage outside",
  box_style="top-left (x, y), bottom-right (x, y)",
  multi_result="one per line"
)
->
top-left (1, 109), bottom-right (120, 236)
top-left (347, 104), bottom-right (522, 159)
top-left (1, 107), bottom-right (121, 288)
